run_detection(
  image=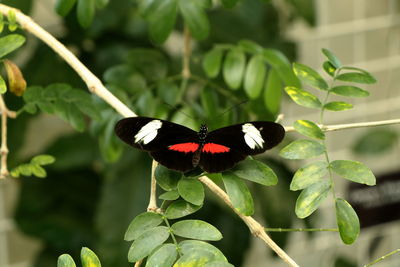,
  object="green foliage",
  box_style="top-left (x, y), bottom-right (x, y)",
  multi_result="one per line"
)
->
top-left (7, 10), bottom-right (18, 31)
top-left (0, 75), bottom-right (6, 94)
top-left (171, 220), bottom-right (222, 241)
top-left (58, 254), bottom-right (77, 267)
top-left (57, 247), bottom-right (102, 267)
top-left (145, 244), bottom-right (178, 267)
top-left (124, 212), bottom-right (163, 241)
top-left (221, 172), bottom-right (254, 216)
top-left (165, 200), bottom-right (202, 219)
top-left (11, 154), bottom-right (55, 178)
top-left (23, 84), bottom-right (100, 132)
top-left (55, 0), bottom-right (108, 27)
top-left (178, 178), bottom-right (205, 206)
top-left (0, 34), bottom-right (26, 58)
top-left (283, 48), bottom-right (377, 244)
